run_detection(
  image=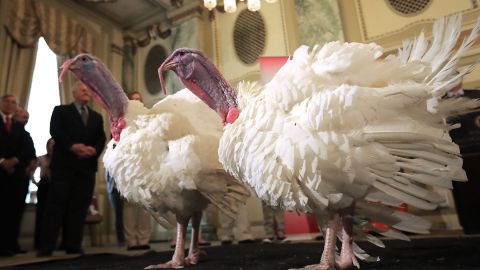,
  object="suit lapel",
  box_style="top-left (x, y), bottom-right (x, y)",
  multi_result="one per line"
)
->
top-left (69, 103), bottom-right (87, 127)
top-left (0, 118), bottom-right (5, 136)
